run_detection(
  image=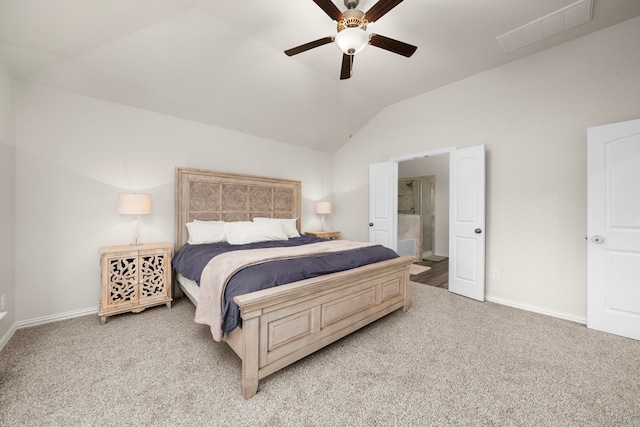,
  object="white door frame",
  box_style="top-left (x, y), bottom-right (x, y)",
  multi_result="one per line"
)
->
top-left (391, 147), bottom-right (458, 163)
